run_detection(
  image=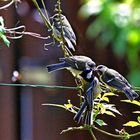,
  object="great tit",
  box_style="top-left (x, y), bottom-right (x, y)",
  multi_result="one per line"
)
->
top-left (96, 65), bottom-right (139, 101)
top-left (74, 68), bottom-right (101, 125)
top-left (46, 55), bottom-right (96, 79)
top-left (51, 13), bottom-right (76, 52)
